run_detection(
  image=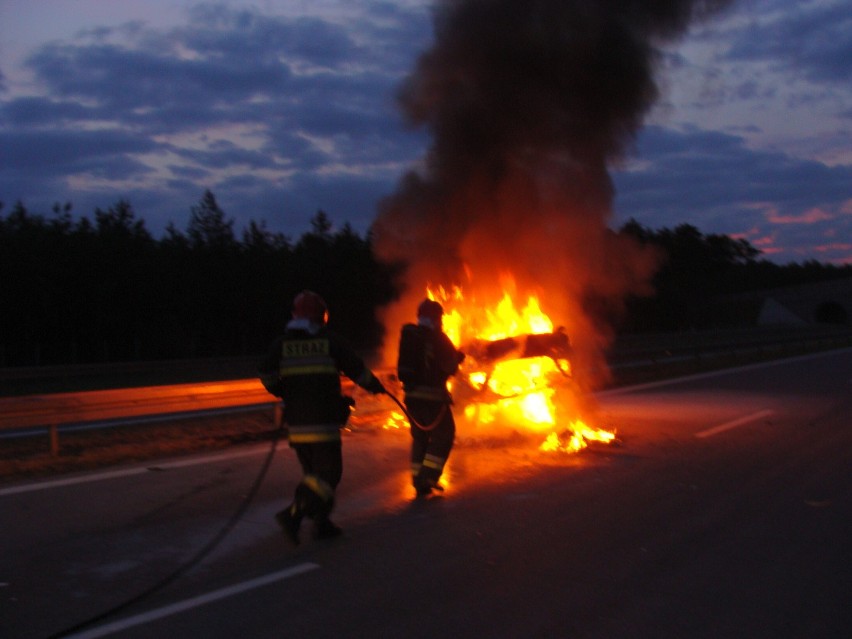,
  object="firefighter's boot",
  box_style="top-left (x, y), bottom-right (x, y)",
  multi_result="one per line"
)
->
top-left (313, 517), bottom-right (343, 540)
top-left (413, 468), bottom-right (445, 498)
top-left (413, 476), bottom-right (433, 497)
top-left (413, 474), bottom-right (443, 498)
top-left (275, 504), bottom-right (302, 546)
